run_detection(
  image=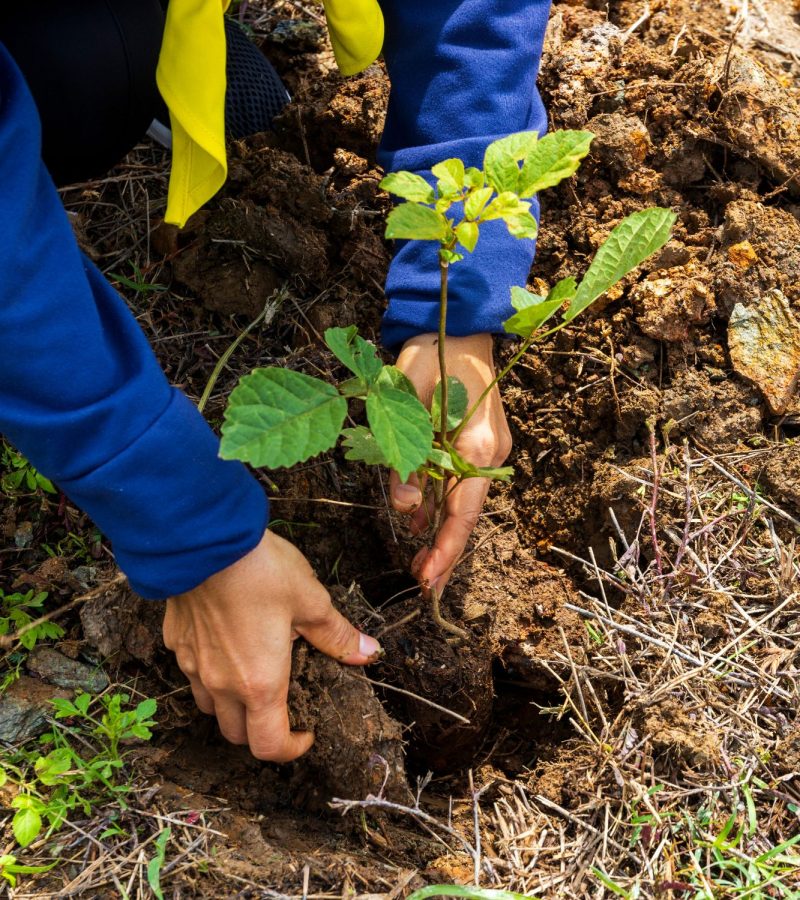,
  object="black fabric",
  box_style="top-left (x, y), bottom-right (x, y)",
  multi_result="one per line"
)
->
top-left (224, 18), bottom-right (289, 140)
top-left (0, 0), bottom-right (165, 186)
top-left (0, 4), bottom-right (289, 187)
